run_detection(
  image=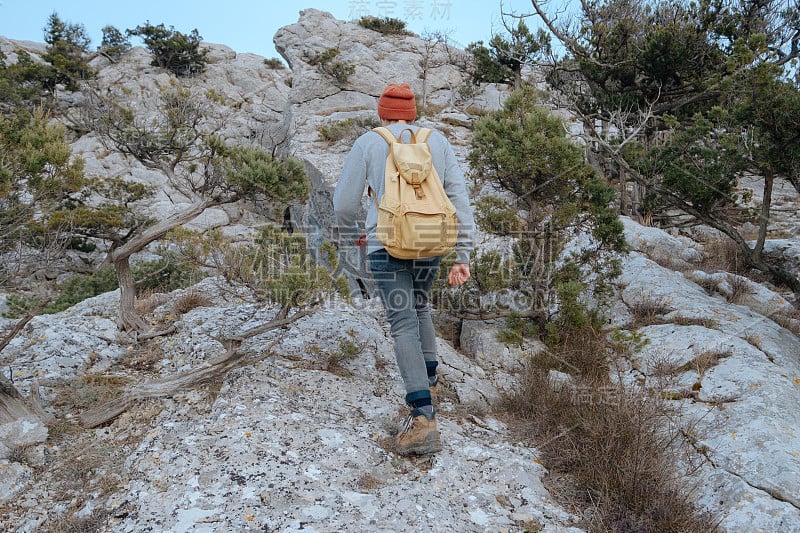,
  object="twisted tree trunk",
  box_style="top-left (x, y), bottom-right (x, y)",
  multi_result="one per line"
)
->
top-left (106, 198), bottom-right (214, 335)
top-left (0, 376), bottom-right (52, 425)
top-left (0, 312), bottom-right (54, 425)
